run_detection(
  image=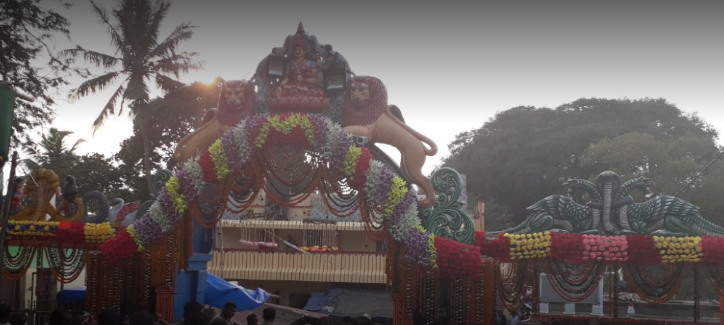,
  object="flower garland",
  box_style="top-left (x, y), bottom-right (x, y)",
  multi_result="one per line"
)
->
top-left (654, 236), bottom-right (702, 263)
top-left (475, 231), bottom-right (511, 262)
top-left (701, 236), bottom-right (724, 263)
top-left (581, 234), bottom-right (627, 262)
top-left (626, 234), bottom-right (662, 265)
top-left (549, 233), bottom-right (585, 262)
top-left (100, 113), bottom-right (446, 271)
top-left (7, 220), bottom-right (58, 238)
top-left (55, 221), bottom-right (85, 244)
top-left (507, 232), bottom-right (550, 260)
top-left (434, 236), bottom-right (482, 278)
top-left (6, 220), bottom-right (114, 244)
